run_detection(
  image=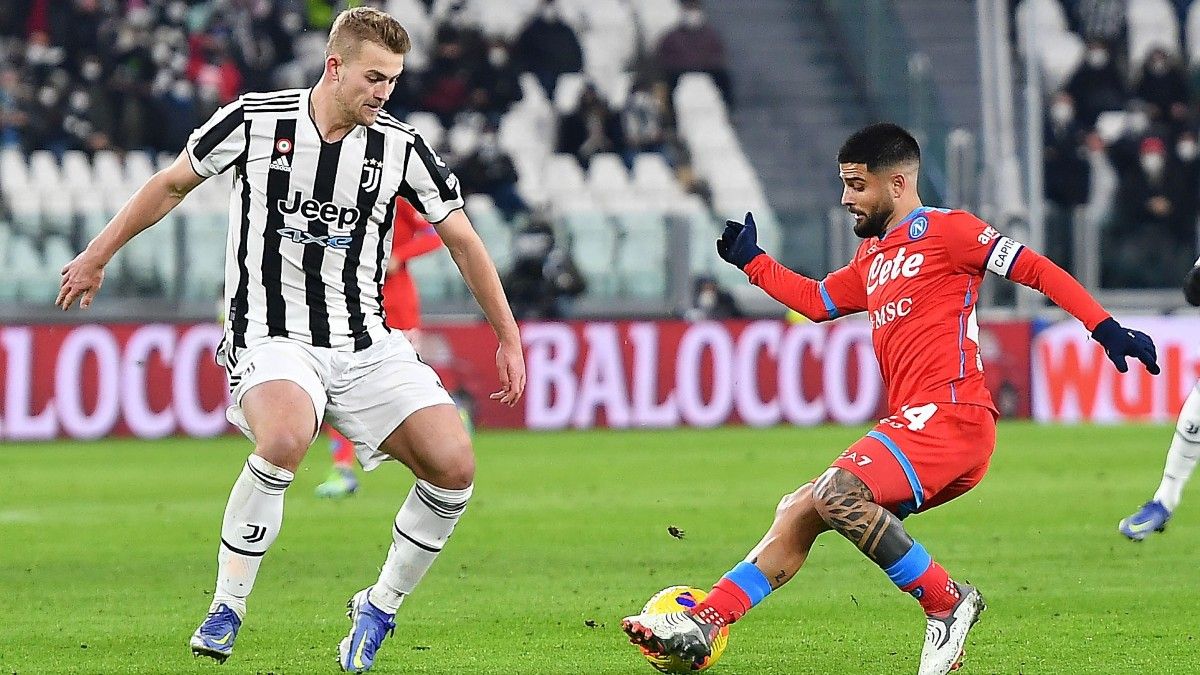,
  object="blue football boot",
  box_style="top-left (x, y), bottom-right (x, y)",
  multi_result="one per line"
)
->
top-left (338, 587), bottom-right (396, 672)
top-left (190, 603), bottom-right (242, 663)
top-left (1119, 500), bottom-right (1171, 541)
